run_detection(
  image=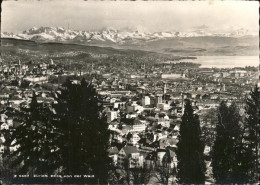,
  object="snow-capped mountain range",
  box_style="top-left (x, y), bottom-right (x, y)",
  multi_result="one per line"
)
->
top-left (1, 26), bottom-right (254, 44)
